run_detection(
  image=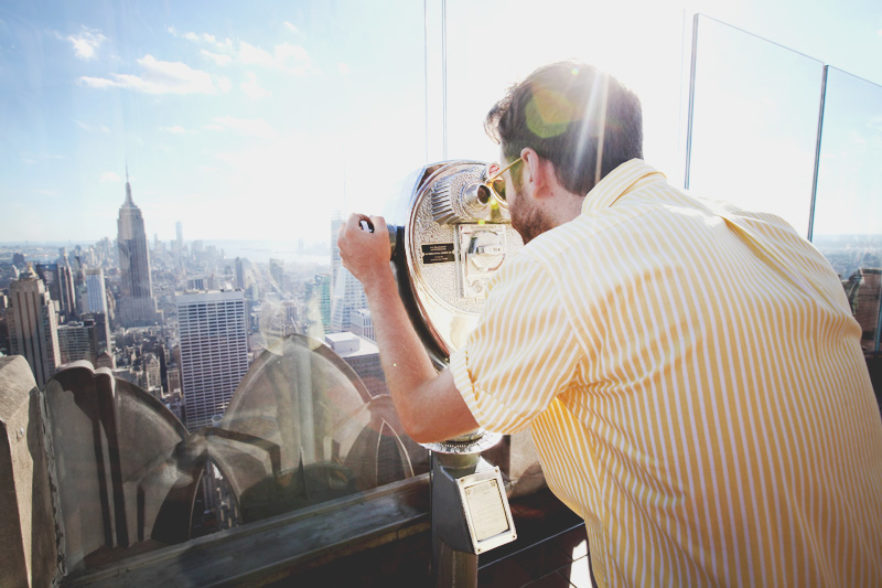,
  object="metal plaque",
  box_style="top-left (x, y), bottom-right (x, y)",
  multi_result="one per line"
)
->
top-left (456, 224), bottom-right (508, 300)
top-left (456, 466), bottom-right (517, 554)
